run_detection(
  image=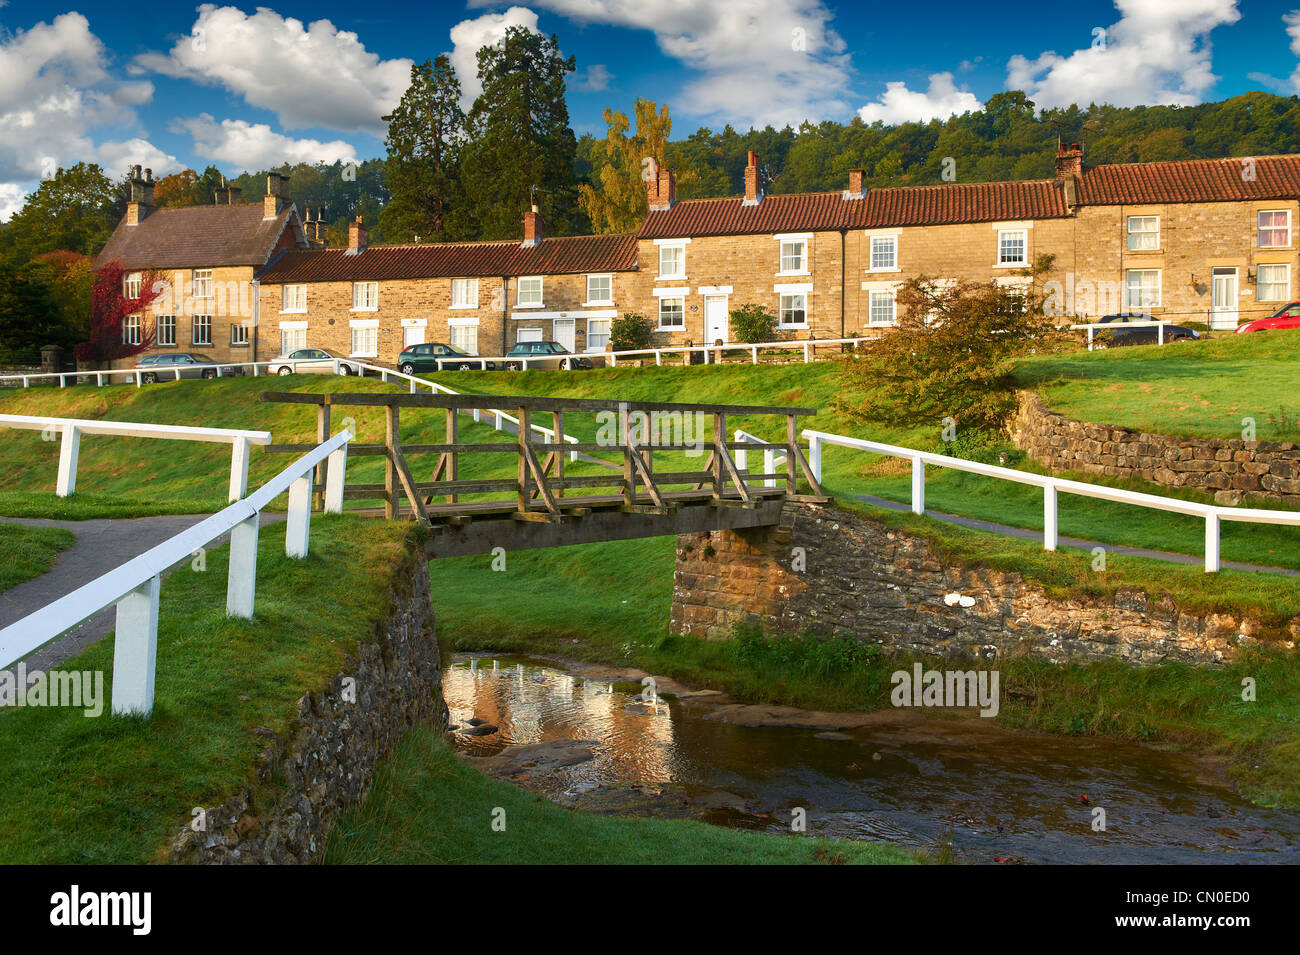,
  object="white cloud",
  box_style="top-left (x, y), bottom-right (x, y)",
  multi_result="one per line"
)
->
top-left (1006, 0), bottom-right (1240, 108)
top-left (132, 5), bottom-right (411, 134)
top-left (471, 0), bottom-right (853, 128)
top-left (176, 114), bottom-right (358, 171)
top-left (0, 12), bottom-right (172, 215)
top-left (572, 63), bottom-right (613, 92)
top-left (0, 182), bottom-right (26, 222)
top-left (449, 6), bottom-right (542, 109)
top-left (858, 72), bottom-right (980, 125)
top-left (95, 138), bottom-right (179, 179)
